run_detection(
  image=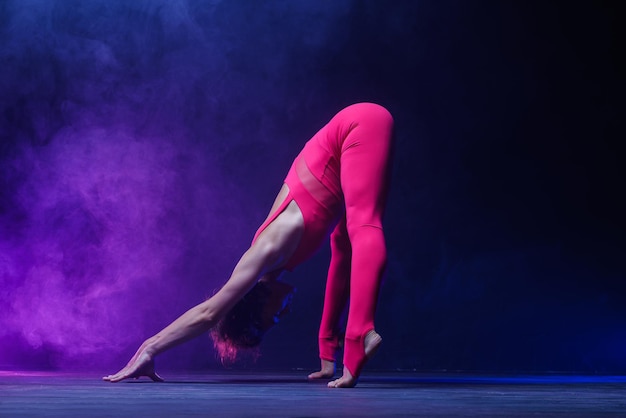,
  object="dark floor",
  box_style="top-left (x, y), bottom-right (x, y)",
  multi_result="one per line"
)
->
top-left (1, 371), bottom-right (625, 417)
